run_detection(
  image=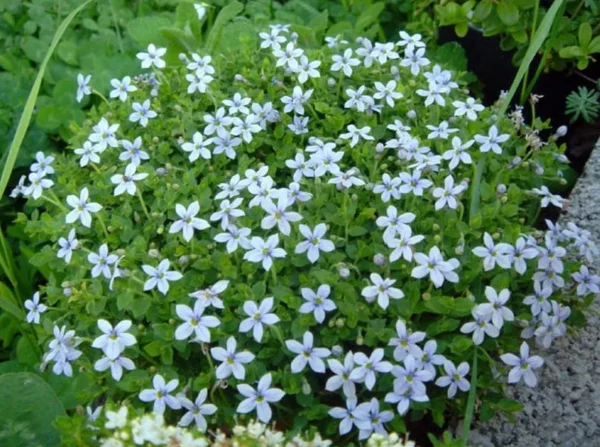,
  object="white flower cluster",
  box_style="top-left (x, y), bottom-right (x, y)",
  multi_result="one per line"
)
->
top-left (96, 404), bottom-right (414, 447)
top-left (16, 17), bottom-right (599, 441)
